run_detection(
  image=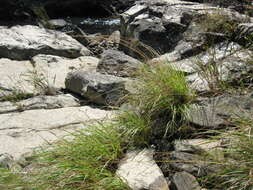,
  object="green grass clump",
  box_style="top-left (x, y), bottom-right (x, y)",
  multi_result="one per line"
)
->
top-left (0, 124), bottom-right (130, 190)
top-left (124, 62), bottom-right (194, 139)
top-left (0, 91), bottom-right (33, 102)
top-left (201, 118), bottom-right (253, 190)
